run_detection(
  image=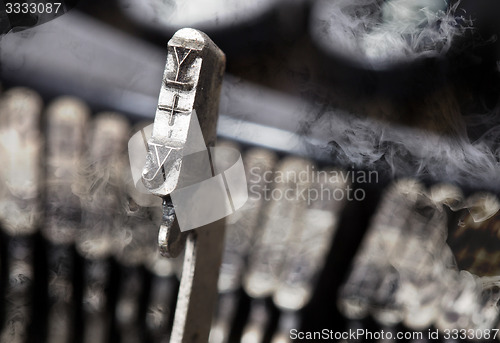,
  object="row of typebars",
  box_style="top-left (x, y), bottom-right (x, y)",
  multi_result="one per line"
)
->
top-left (1, 86), bottom-right (500, 343)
